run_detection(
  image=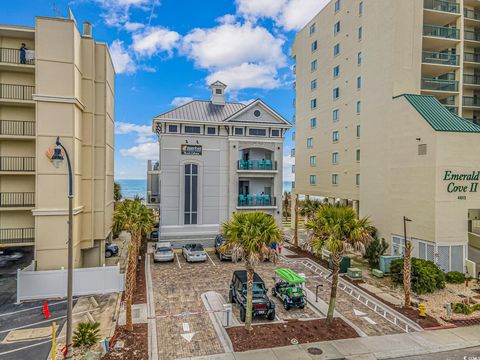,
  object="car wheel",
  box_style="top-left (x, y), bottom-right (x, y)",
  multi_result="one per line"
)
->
top-left (170, 258), bottom-right (175, 262)
top-left (267, 310), bottom-right (275, 320)
top-left (283, 299), bottom-right (290, 311)
top-left (271, 288), bottom-right (276, 297)
top-left (105, 250), bottom-right (112, 258)
top-left (229, 290), bottom-right (235, 304)
top-left (299, 304), bottom-right (305, 309)
top-left (240, 307), bottom-right (246, 322)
